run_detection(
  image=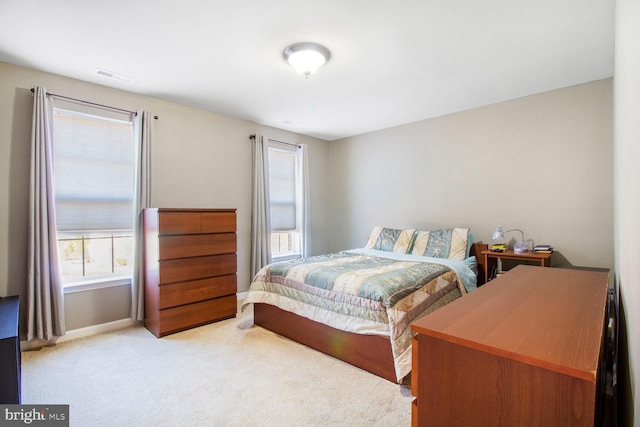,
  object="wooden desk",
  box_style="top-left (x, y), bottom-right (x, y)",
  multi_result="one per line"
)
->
top-left (411, 265), bottom-right (609, 426)
top-left (481, 249), bottom-right (552, 283)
